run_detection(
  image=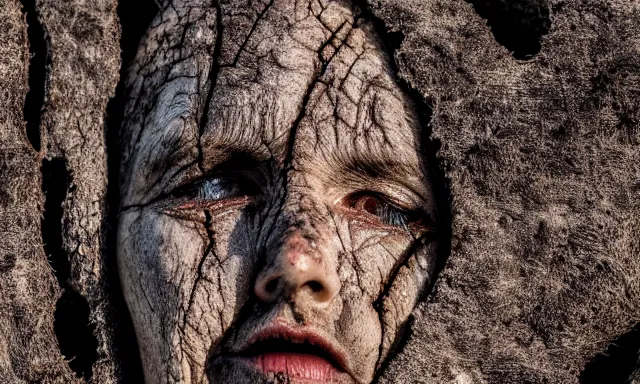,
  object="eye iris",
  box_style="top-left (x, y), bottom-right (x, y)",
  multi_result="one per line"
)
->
top-left (346, 193), bottom-right (424, 230)
top-left (195, 178), bottom-right (243, 201)
top-left (360, 196), bottom-right (380, 215)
